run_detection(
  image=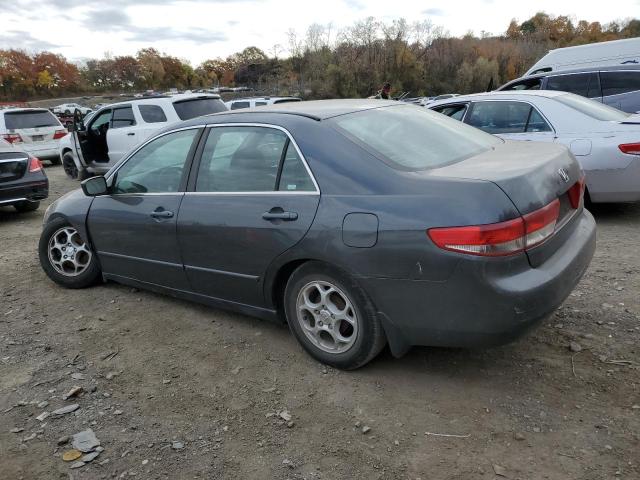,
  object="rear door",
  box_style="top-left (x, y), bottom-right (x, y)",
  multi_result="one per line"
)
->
top-left (88, 128), bottom-right (201, 290)
top-left (465, 101), bottom-right (556, 143)
top-left (106, 105), bottom-right (139, 162)
top-left (177, 125), bottom-right (320, 307)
